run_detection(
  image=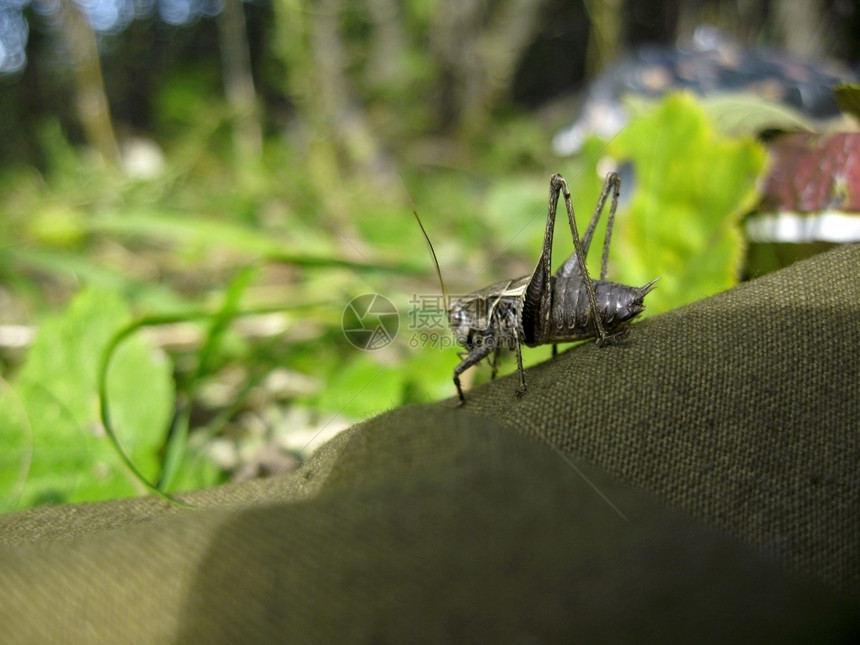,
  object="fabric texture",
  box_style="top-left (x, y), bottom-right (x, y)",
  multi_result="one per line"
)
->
top-left (0, 244), bottom-right (858, 643)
